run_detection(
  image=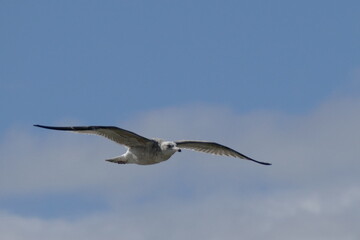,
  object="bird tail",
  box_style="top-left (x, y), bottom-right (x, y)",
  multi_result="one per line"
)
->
top-left (105, 156), bottom-right (127, 164)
